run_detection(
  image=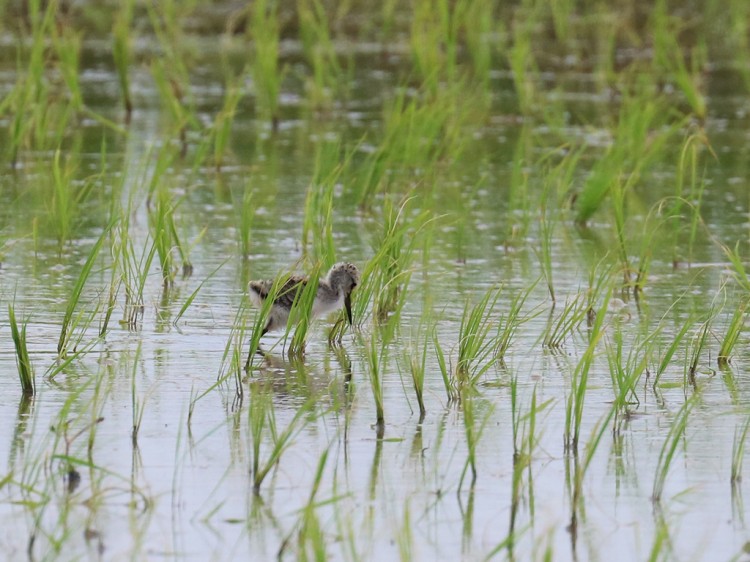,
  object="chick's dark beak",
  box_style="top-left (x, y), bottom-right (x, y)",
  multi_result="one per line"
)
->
top-left (344, 292), bottom-right (353, 326)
